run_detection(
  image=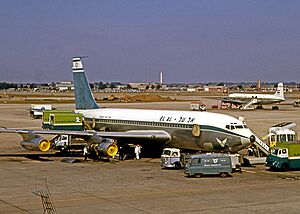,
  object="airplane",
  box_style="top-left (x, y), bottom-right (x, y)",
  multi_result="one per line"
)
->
top-left (0, 57), bottom-right (258, 158)
top-left (222, 83), bottom-right (285, 110)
